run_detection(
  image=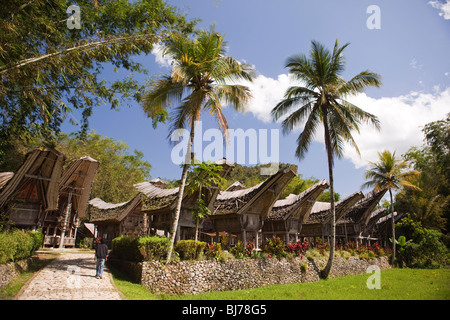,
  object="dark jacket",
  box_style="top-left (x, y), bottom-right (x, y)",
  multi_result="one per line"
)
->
top-left (96, 243), bottom-right (108, 259)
